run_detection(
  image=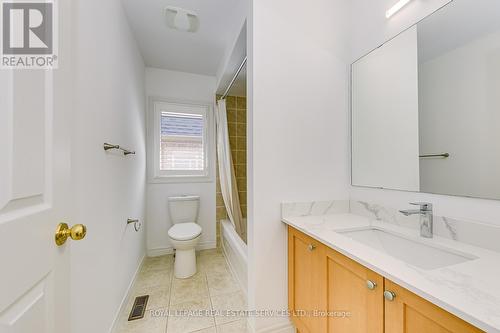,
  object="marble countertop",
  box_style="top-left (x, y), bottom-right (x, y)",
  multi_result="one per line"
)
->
top-left (282, 213), bottom-right (500, 332)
